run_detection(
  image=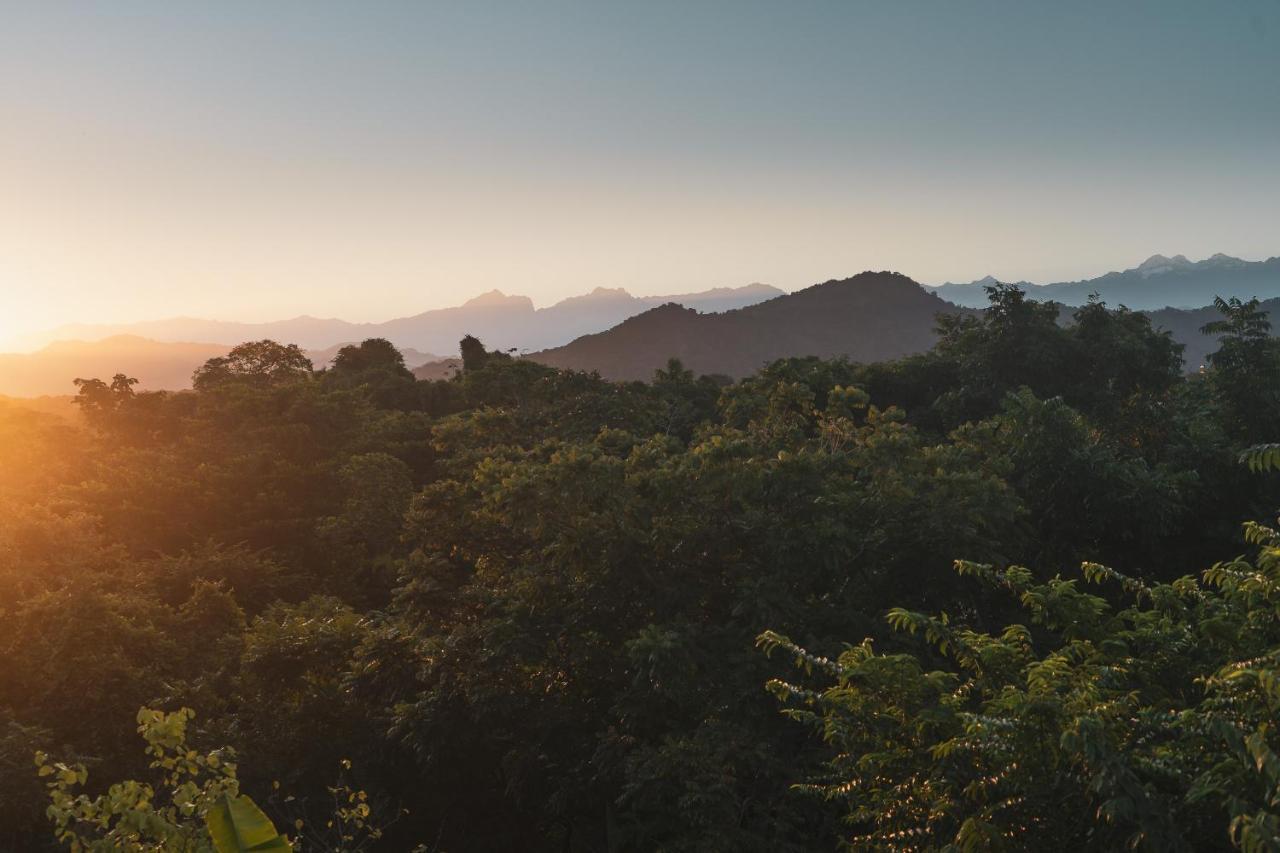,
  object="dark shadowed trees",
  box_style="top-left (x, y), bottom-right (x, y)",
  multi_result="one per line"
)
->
top-left (192, 340), bottom-right (314, 391)
top-left (1201, 296), bottom-right (1280, 443)
top-left (8, 289), bottom-right (1280, 851)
